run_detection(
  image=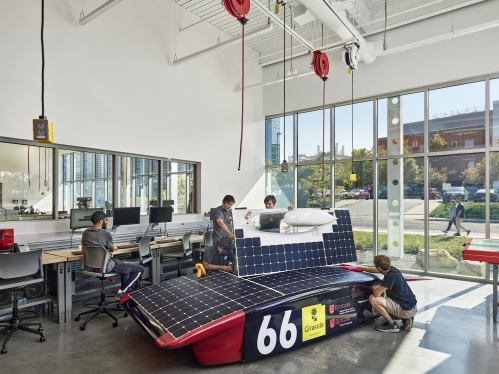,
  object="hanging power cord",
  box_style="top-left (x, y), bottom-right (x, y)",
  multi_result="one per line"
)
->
top-left (222, 0), bottom-right (250, 170)
top-left (39, 147), bottom-right (41, 193)
top-left (28, 146), bottom-right (31, 188)
top-left (322, 79), bottom-right (326, 180)
top-left (41, 0), bottom-right (45, 119)
top-left (282, 2), bottom-right (287, 172)
top-left (351, 69), bottom-right (355, 179)
top-left (383, 0), bottom-right (387, 50)
top-left (174, 0), bottom-right (178, 62)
